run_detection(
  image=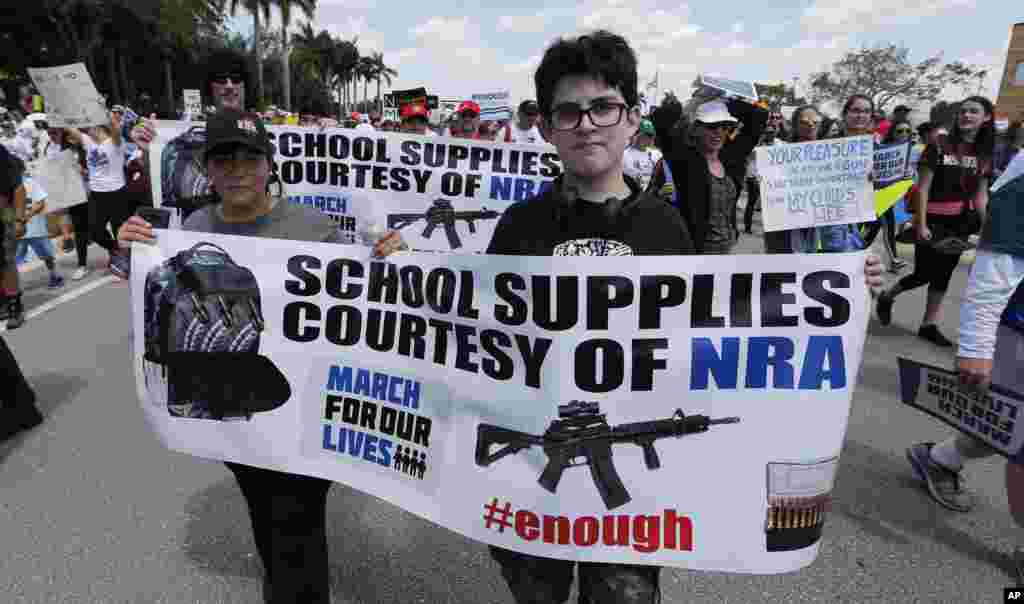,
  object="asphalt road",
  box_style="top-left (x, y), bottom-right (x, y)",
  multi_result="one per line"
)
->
top-left (1, 221), bottom-right (1019, 604)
